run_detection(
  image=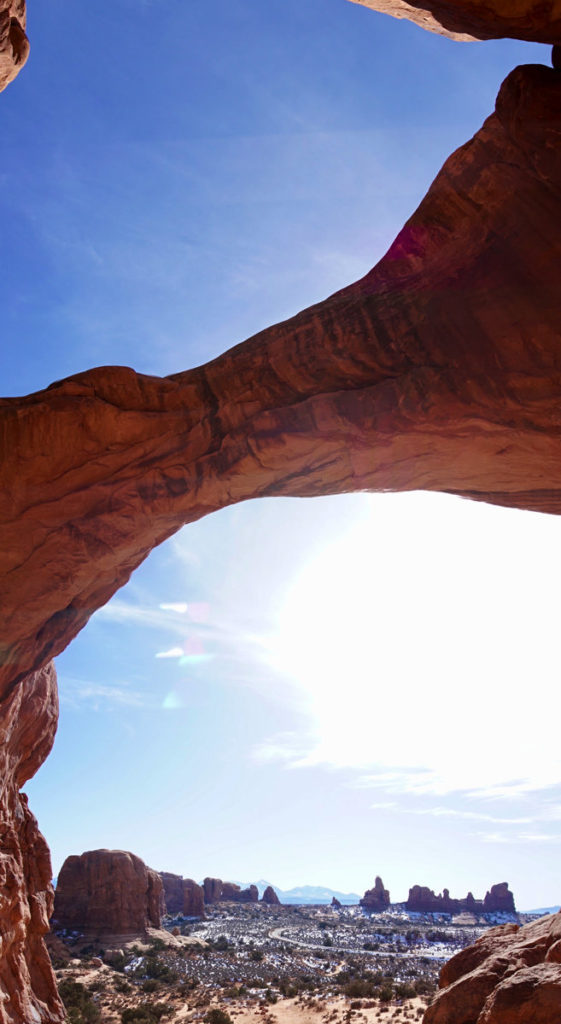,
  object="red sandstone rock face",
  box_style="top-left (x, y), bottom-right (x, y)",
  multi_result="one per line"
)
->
top-left (349, 0), bottom-right (561, 43)
top-left (424, 913), bottom-right (561, 1023)
top-left (0, 663), bottom-right (62, 1024)
top-left (360, 876), bottom-right (390, 911)
top-left (203, 878), bottom-right (223, 905)
top-left (262, 886), bottom-right (281, 906)
top-left (52, 849), bottom-right (163, 937)
top-left (161, 872), bottom-right (185, 915)
top-left (484, 883), bottom-right (516, 915)
top-left (183, 879), bottom-right (204, 917)
top-left (0, 0), bottom-right (28, 92)
top-left (406, 882), bottom-right (515, 916)
top-left (2, 64), bottom-right (561, 704)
